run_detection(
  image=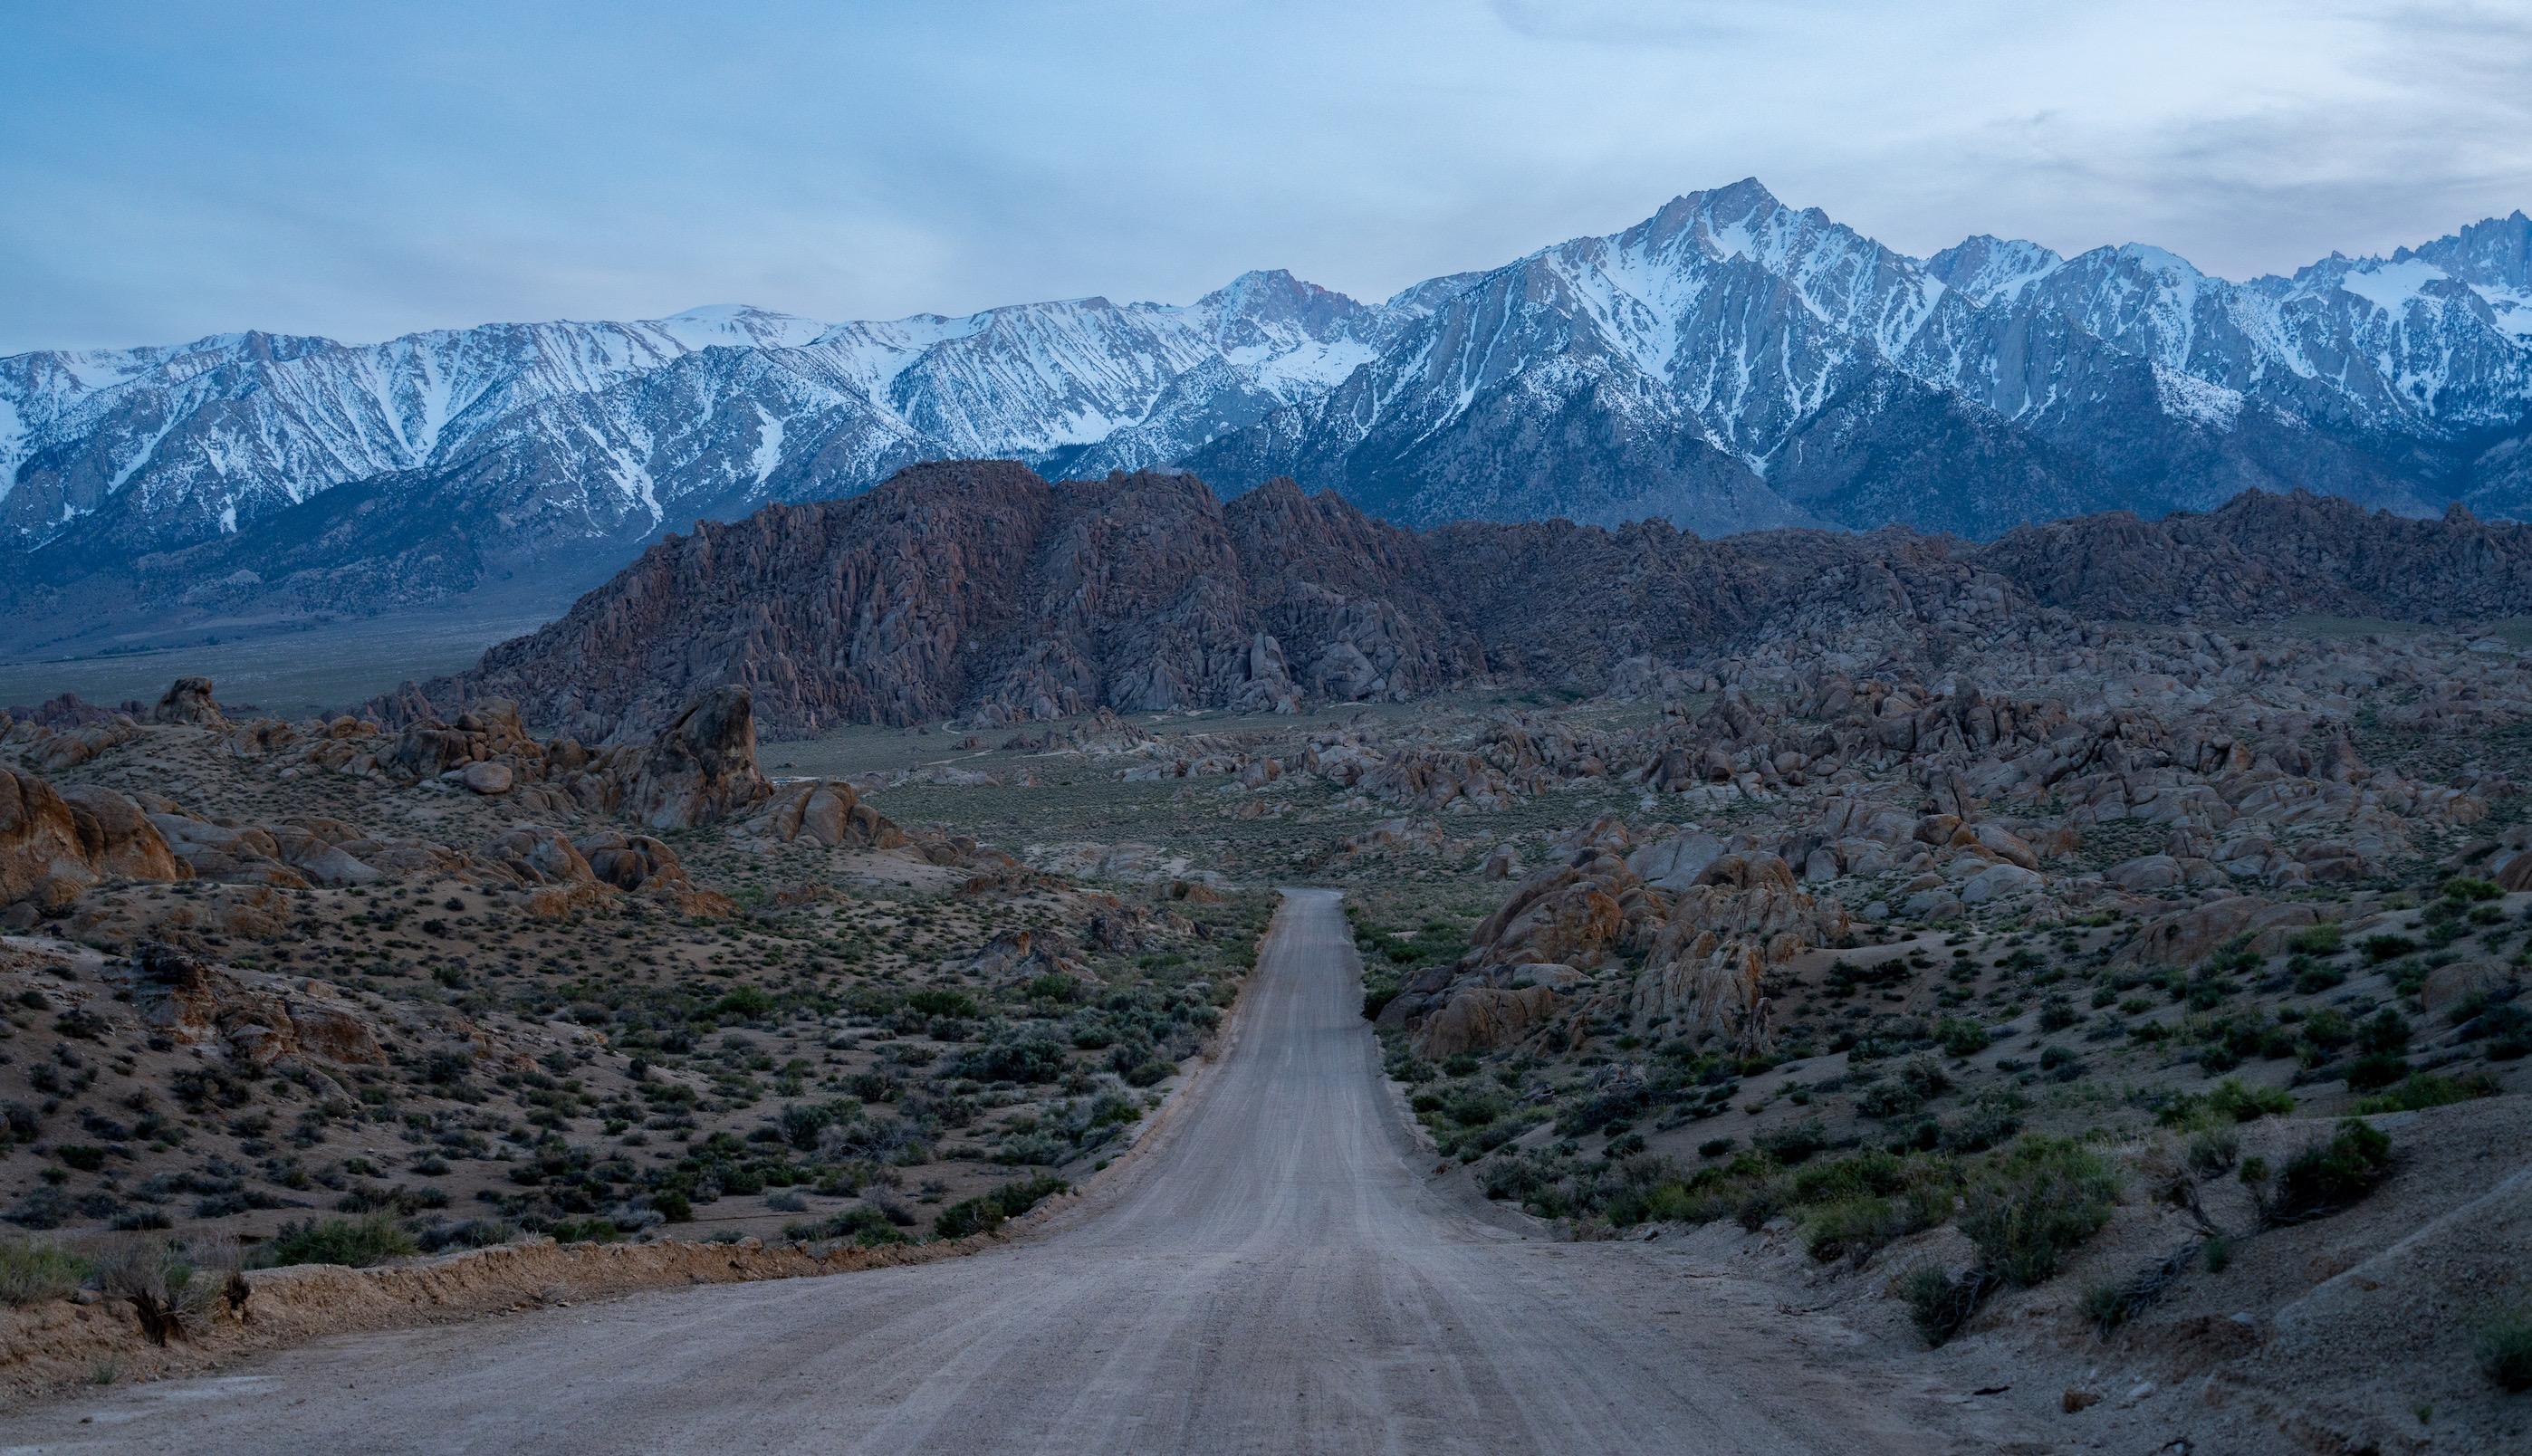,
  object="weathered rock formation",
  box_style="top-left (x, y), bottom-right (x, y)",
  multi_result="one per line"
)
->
top-left (1, 770), bottom-right (184, 914)
top-left (149, 676), bottom-right (227, 728)
top-left (1381, 819), bottom-right (1850, 1059)
top-left (369, 465), bottom-right (2532, 742)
